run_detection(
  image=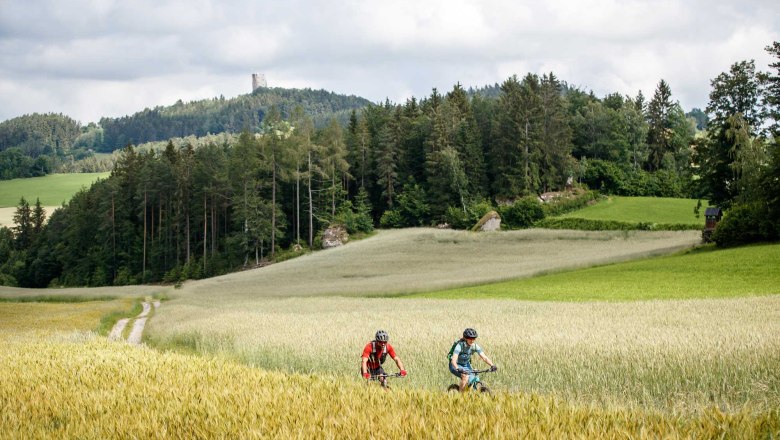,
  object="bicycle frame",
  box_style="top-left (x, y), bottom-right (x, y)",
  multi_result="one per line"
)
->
top-left (368, 372), bottom-right (404, 381)
top-left (368, 372), bottom-right (404, 388)
top-left (452, 368), bottom-right (495, 391)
